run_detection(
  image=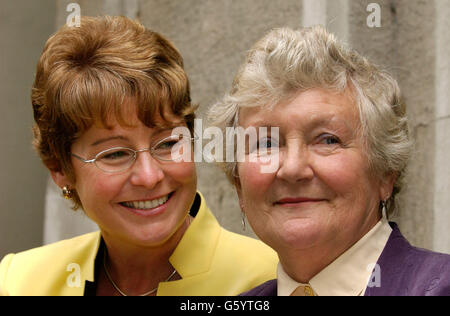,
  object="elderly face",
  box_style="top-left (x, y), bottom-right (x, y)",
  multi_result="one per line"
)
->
top-left (51, 102), bottom-right (197, 248)
top-left (236, 88), bottom-right (393, 255)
